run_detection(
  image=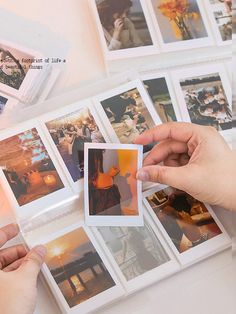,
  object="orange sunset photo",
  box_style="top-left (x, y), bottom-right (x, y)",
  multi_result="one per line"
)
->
top-left (45, 227), bottom-right (115, 308)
